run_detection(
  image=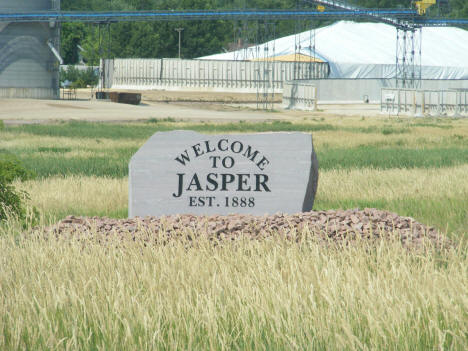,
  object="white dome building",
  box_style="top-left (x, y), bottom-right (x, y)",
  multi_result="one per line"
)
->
top-left (201, 20), bottom-right (468, 80)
